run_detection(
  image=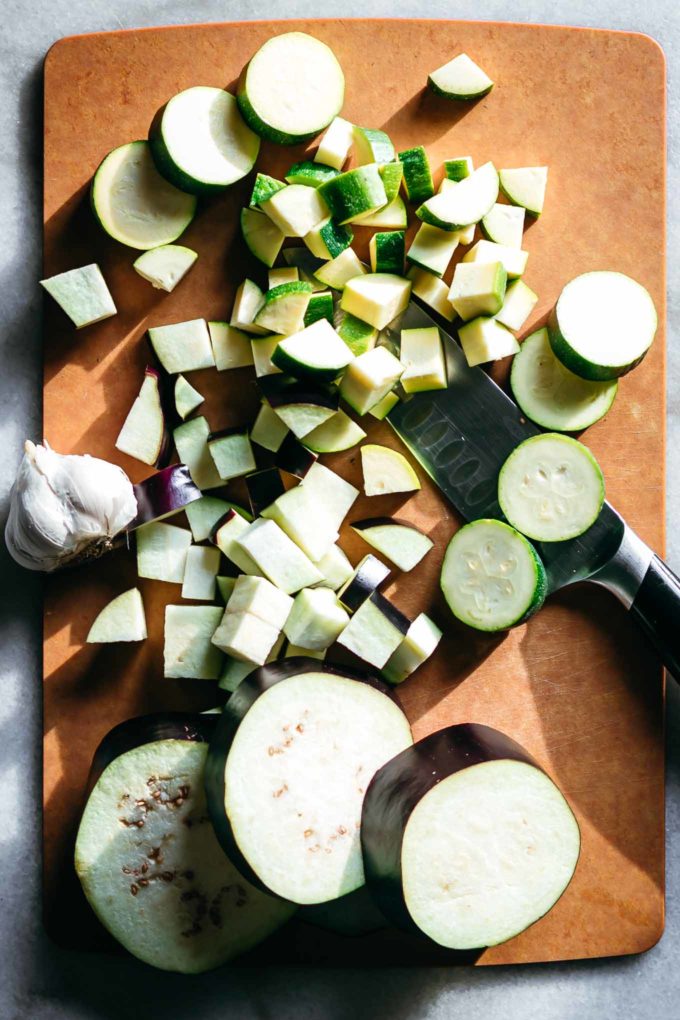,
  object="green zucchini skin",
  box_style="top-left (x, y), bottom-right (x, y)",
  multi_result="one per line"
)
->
top-left (398, 146), bottom-right (435, 203)
top-left (547, 307), bottom-right (645, 382)
top-left (237, 76), bottom-right (318, 145)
